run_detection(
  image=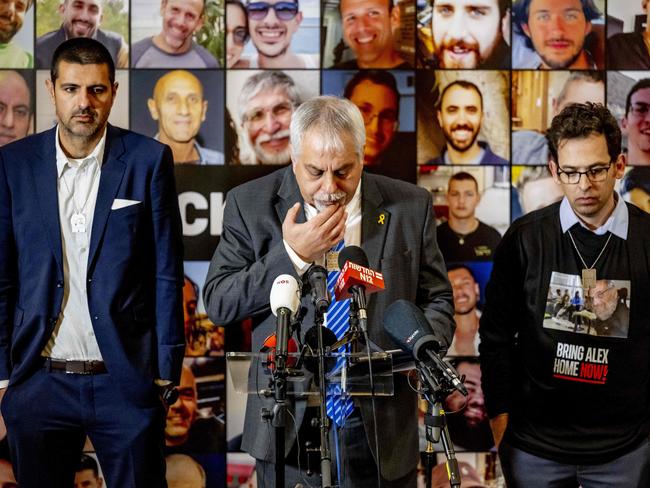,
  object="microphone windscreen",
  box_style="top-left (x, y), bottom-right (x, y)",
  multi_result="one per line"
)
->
top-left (338, 245), bottom-right (369, 269)
top-left (383, 299), bottom-right (439, 362)
top-left (270, 274), bottom-right (300, 316)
